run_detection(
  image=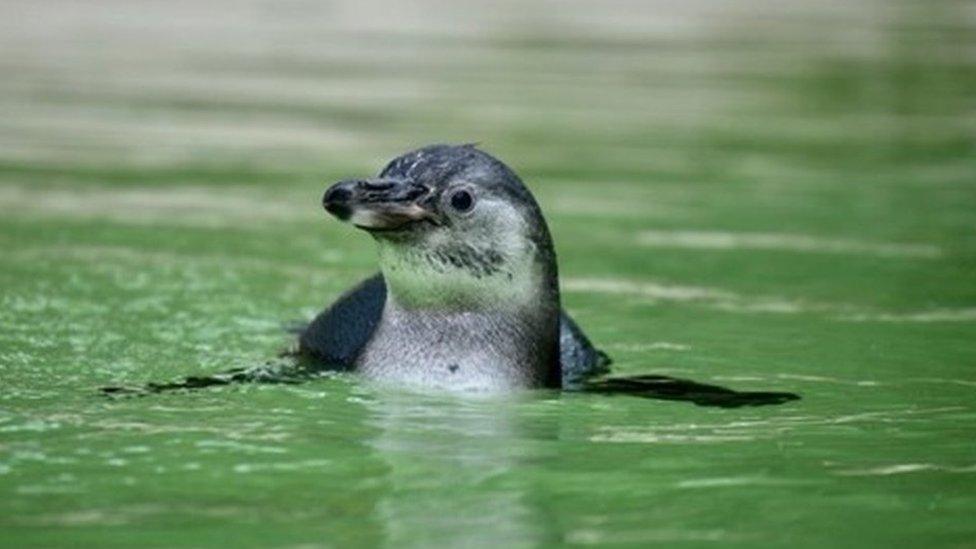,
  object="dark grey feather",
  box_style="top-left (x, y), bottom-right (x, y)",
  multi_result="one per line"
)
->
top-left (298, 274), bottom-right (386, 368)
